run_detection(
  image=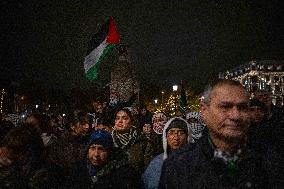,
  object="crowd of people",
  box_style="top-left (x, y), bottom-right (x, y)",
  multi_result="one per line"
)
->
top-left (0, 79), bottom-right (283, 189)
